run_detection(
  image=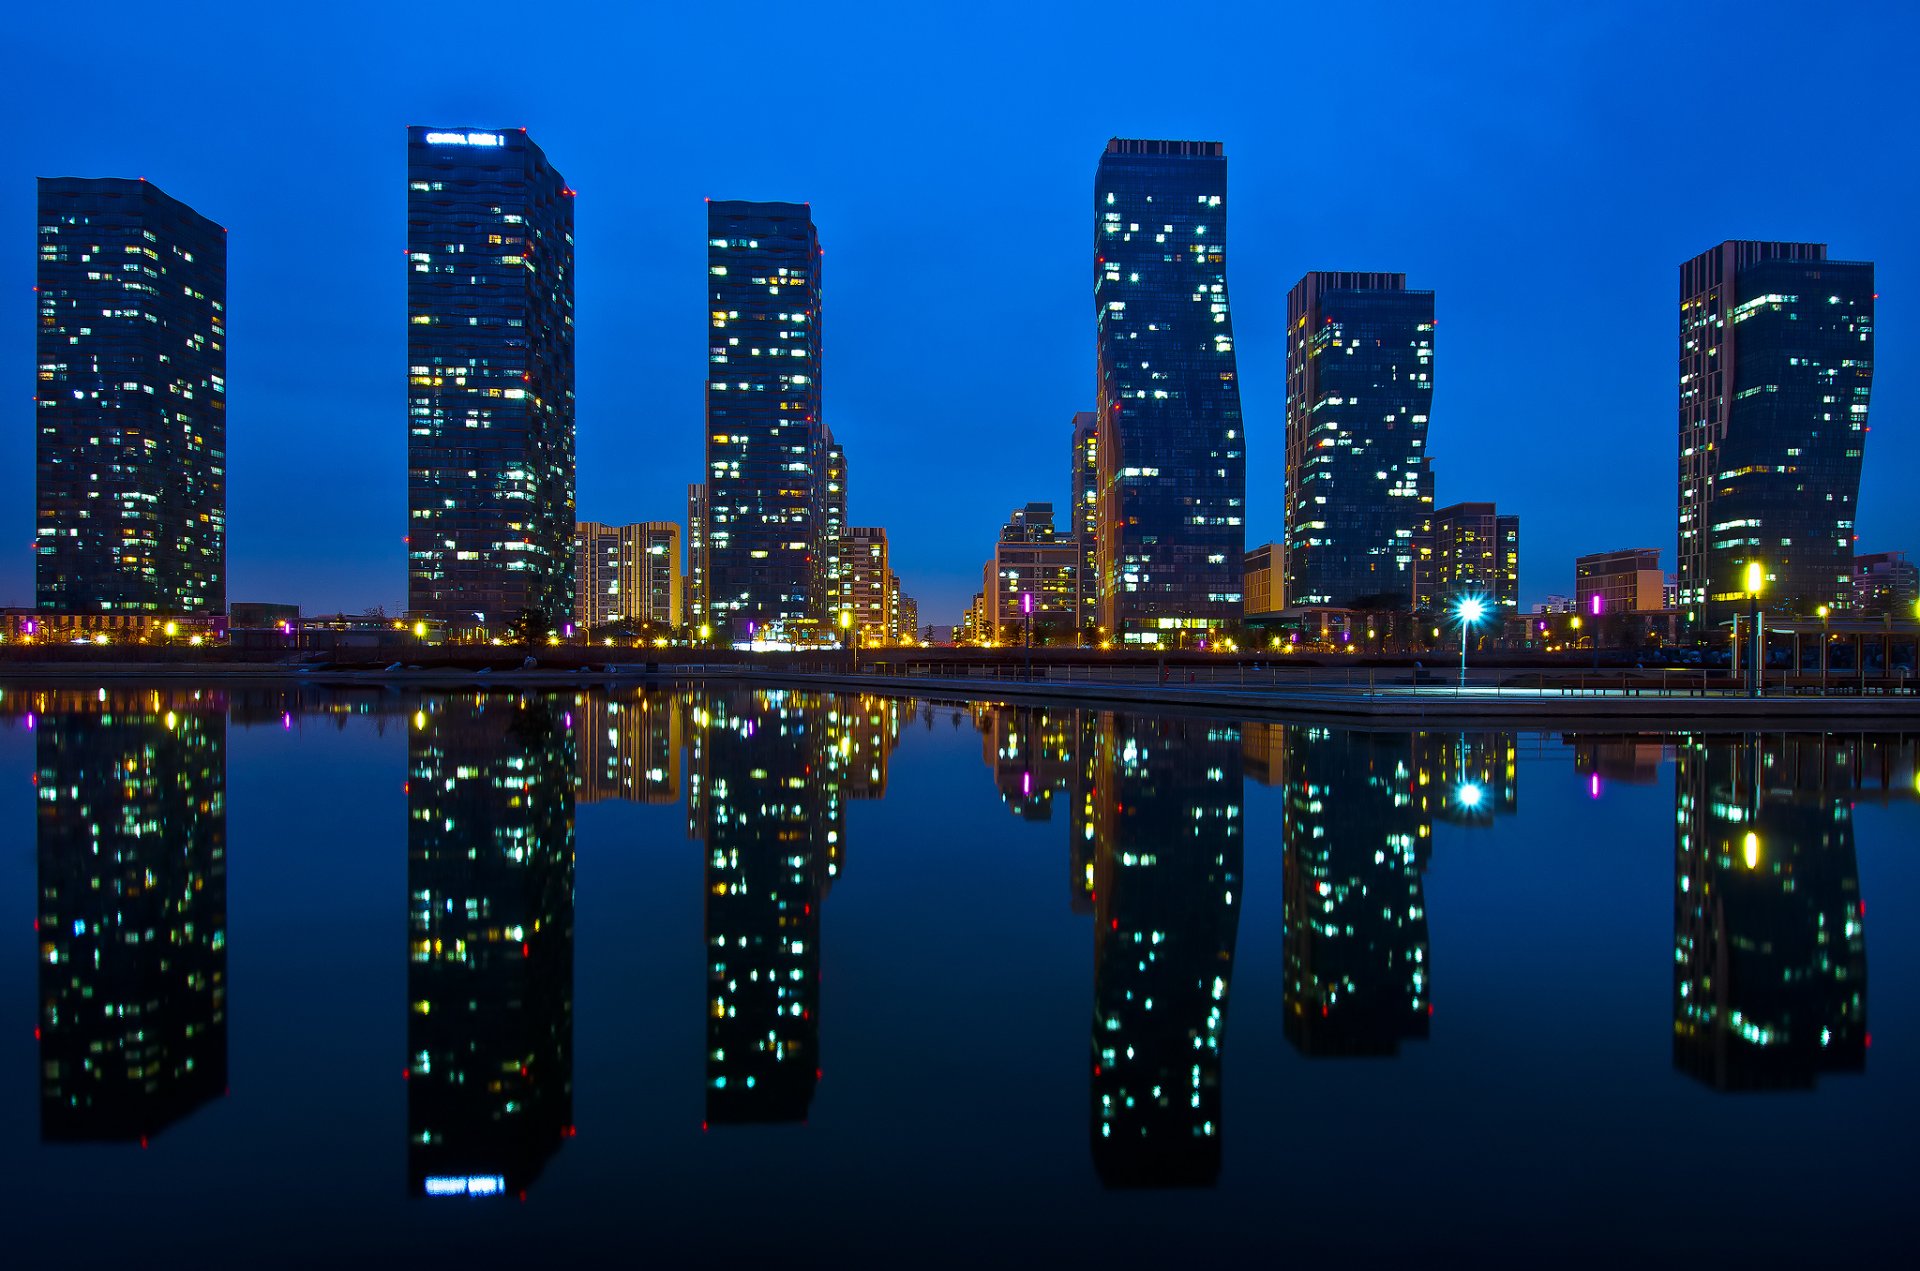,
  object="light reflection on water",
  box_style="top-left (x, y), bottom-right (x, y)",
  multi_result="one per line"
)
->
top-left (2, 685), bottom-right (1915, 1260)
